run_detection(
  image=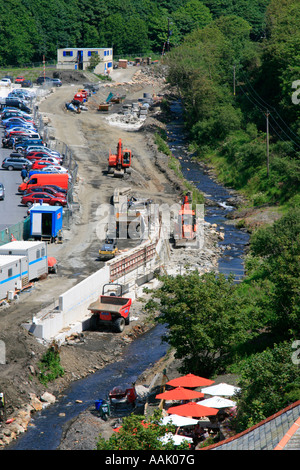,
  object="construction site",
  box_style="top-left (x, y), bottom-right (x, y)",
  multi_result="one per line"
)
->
top-left (0, 64), bottom-right (224, 447)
